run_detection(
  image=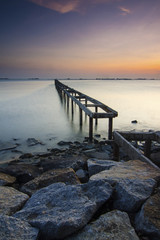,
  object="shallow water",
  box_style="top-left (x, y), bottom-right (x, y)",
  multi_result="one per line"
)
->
top-left (0, 79), bottom-right (160, 162)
